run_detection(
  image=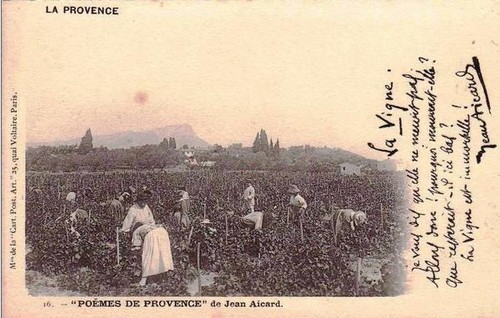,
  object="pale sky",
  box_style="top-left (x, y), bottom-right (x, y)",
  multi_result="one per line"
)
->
top-left (6, 1), bottom-right (498, 160)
